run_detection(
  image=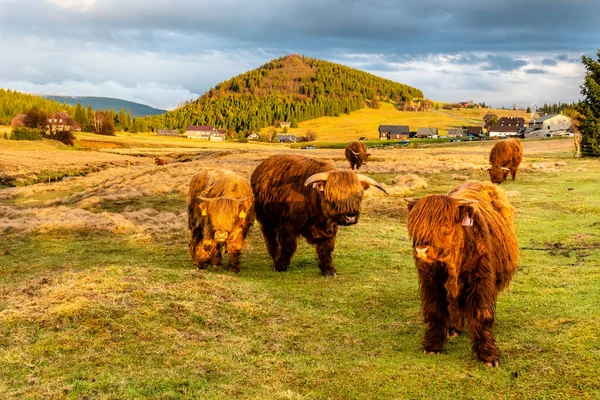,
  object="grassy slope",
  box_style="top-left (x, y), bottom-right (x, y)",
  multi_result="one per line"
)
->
top-left (1, 145), bottom-right (599, 398)
top-left (260, 103), bottom-right (532, 142)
